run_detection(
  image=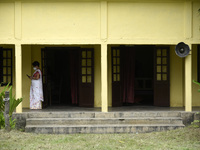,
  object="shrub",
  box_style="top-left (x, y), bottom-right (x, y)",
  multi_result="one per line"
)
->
top-left (0, 84), bottom-right (23, 129)
top-left (193, 80), bottom-right (200, 92)
top-left (0, 84), bottom-right (10, 113)
top-left (192, 81), bottom-right (200, 128)
top-left (8, 86), bottom-right (23, 117)
top-left (0, 84), bottom-right (10, 129)
top-left (0, 112), bottom-right (5, 129)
